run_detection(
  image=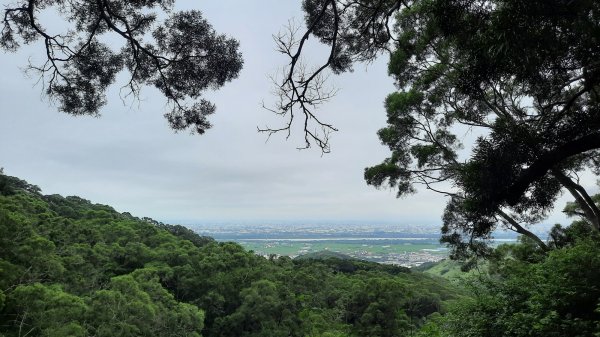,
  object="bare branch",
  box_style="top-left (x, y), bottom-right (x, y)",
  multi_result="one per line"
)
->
top-left (264, 0), bottom-right (404, 152)
top-left (496, 209), bottom-right (548, 251)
